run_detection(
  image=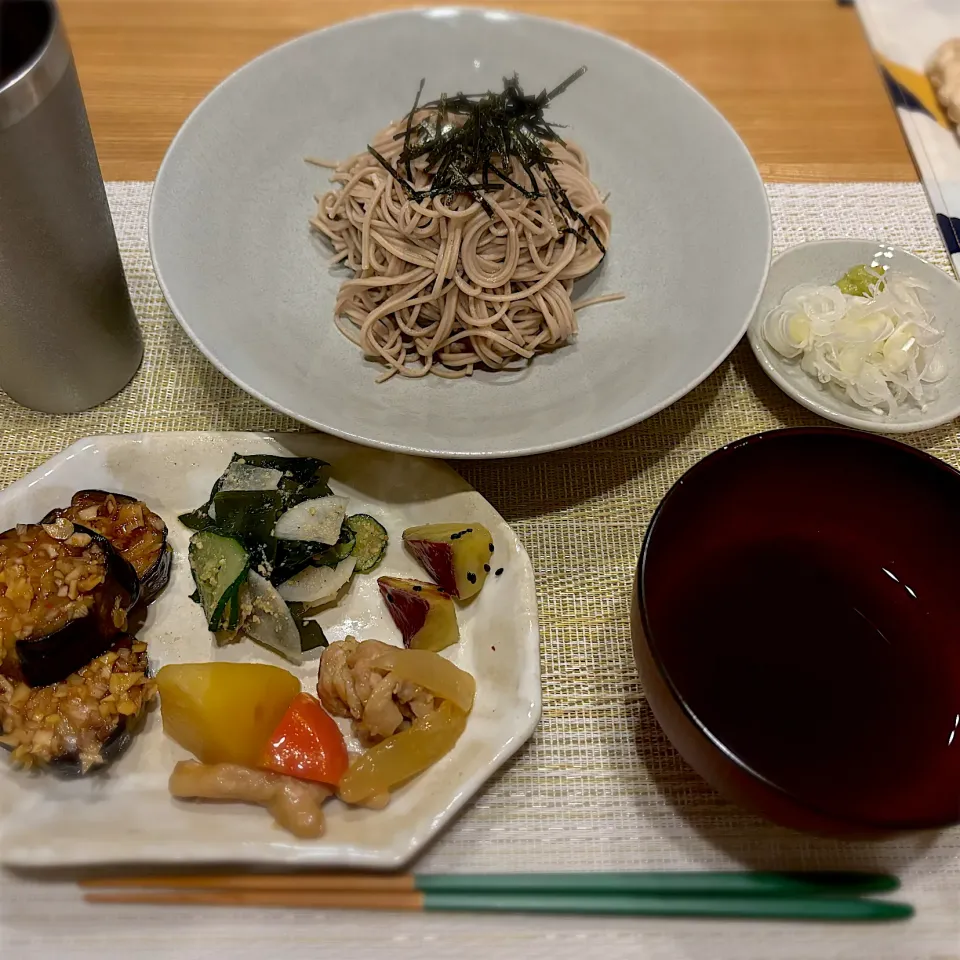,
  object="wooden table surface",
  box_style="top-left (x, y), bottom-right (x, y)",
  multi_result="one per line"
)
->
top-left (58, 0), bottom-right (916, 183)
